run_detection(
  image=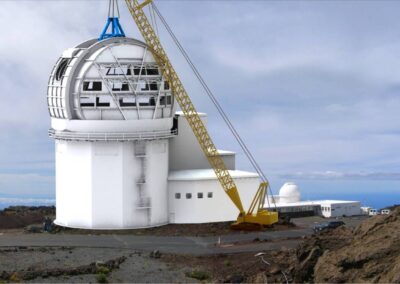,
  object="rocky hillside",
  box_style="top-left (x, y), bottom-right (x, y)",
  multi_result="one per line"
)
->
top-left (314, 207), bottom-right (400, 283)
top-left (292, 207), bottom-right (400, 283)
